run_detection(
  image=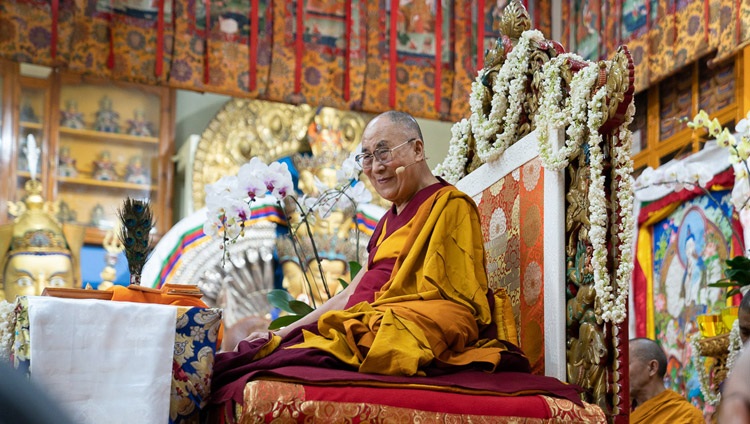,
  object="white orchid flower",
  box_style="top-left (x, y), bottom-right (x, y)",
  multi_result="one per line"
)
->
top-left (687, 110), bottom-right (710, 130)
top-left (203, 213), bottom-right (222, 237)
top-left (265, 161), bottom-right (294, 200)
top-left (737, 118), bottom-right (749, 135)
top-left (693, 165), bottom-right (714, 188)
top-left (238, 160), bottom-right (269, 200)
top-left (737, 137), bottom-right (750, 161)
top-left (205, 175), bottom-right (239, 197)
top-left (337, 155), bottom-right (360, 184)
top-left (345, 180), bottom-right (373, 205)
top-left (708, 118), bottom-right (722, 137)
top-left (312, 175), bottom-right (330, 195)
